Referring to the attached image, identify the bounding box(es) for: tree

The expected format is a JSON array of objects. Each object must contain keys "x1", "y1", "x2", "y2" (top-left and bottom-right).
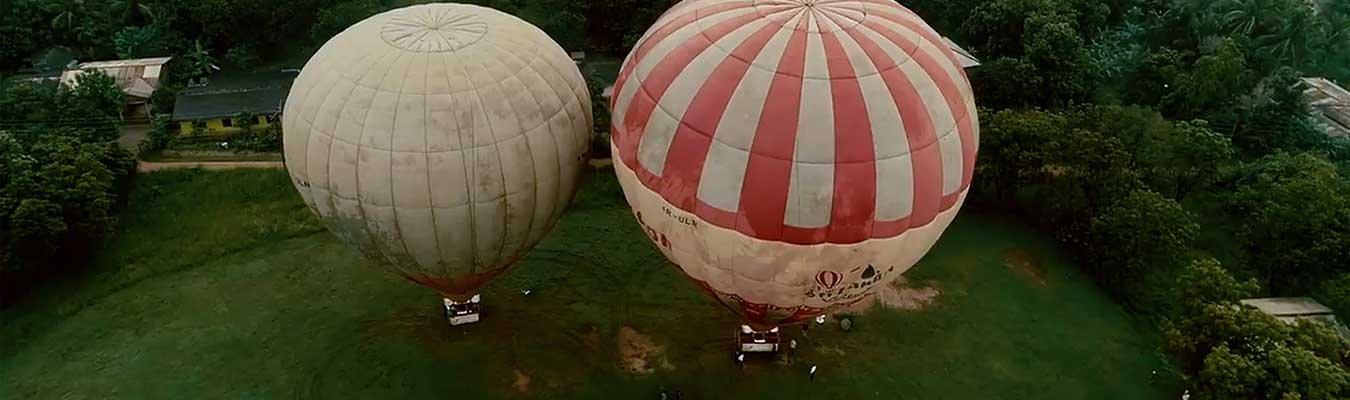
[
  {"x1": 1217, "y1": 0, "x2": 1283, "y2": 37},
  {"x1": 1087, "y1": 189, "x2": 1198, "y2": 308},
  {"x1": 1174, "y1": 258, "x2": 1259, "y2": 315},
  {"x1": 0, "y1": 75, "x2": 136, "y2": 299},
  {"x1": 1122, "y1": 47, "x2": 1188, "y2": 107},
  {"x1": 1137, "y1": 120, "x2": 1236, "y2": 200},
  {"x1": 1034, "y1": 126, "x2": 1143, "y2": 239},
  {"x1": 962, "y1": 0, "x2": 1100, "y2": 108},
  {"x1": 310, "y1": 0, "x2": 386, "y2": 44},
  {"x1": 1198, "y1": 344, "x2": 1269, "y2": 399},
  {"x1": 43, "y1": 0, "x2": 119, "y2": 58},
  {"x1": 114, "y1": 25, "x2": 166, "y2": 59},
  {"x1": 1316, "y1": 274, "x2": 1350, "y2": 322},
  {"x1": 224, "y1": 44, "x2": 259, "y2": 71},
  {"x1": 579, "y1": 0, "x2": 667, "y2": 55},
  {"x1": 1, "y1": 72, "x2": 125, "y2": 143},
  {"x1": 69, "y1": 71, "x2": 127, "y2": 119},
  {"x1": 1068, "y1": 106, "x2": 1233, "y2": 200},
  {"x1": 1161, "y1": 38, "x2": 1251, "y2": 118},
  {"x1": 1221, "y1": 152, "x2": 1350, "y2": 294},
  {"x1": 178, "y1": 40, "x2": 217, "y2": 83},
  {"x1": 970, "y1": 108, "x2": 1072, "y2": 208}
]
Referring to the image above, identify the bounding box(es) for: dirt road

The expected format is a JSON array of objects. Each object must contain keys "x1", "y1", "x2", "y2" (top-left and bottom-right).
[{"x1": 137, "y1": 161, "x2": 285, "y2": 172}]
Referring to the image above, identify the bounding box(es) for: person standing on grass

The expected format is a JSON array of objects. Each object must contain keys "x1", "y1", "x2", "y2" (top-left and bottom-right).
[
  {"x1": 809, "y1": 364, "x2": 818, "y2": 381},
  {"x1": 736, "y1": 353, "x2": 745, "y2": 369}
]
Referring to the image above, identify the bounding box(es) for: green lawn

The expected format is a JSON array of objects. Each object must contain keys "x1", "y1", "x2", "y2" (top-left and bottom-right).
[{"x1": 0, "y1": 169, "x2": 1180, "y2": 399}]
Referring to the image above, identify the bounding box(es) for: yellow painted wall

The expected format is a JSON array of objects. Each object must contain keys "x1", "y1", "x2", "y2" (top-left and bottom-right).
[{"x1": 178, "y1": 115, "x2": 275, "y2": 136}]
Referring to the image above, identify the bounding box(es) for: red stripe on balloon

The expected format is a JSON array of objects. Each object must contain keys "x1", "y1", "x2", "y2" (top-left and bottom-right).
[
  {"x1": 819, "y1": 28, "x2": 877, "y2": 244},
  {"x1": 735, "y1": 14, "x2": 810, "y2": 242},
  {"x1": 870, "y1": 215, "x2": 911, "y2": 238},
  {"x1": 659, "y1": 20, "x2": 784, "y2": 210},
  {"x1": 611, "y1": 1, "x2": 759, "y2": 174},
  {"x1": 839, "y1": 22, "x2": 943, "y2": 232},
  {"x1": 695, "y1": 198, "x2": 738, "y2": 228},
  {"x1": 849, "y1": 0, "x2": 964, "y2": 69},
  {"x1": 612, "y1": 0, "x2": 756, "y2": 101},
  {"x1": 859, "y1": 17, "x2": 976, "y2": 194},
  {"x1": 619, "y1": 10, "x2": 767, "y2": 173}
]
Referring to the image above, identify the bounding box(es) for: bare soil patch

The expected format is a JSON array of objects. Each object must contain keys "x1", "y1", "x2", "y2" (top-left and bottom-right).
[
  {"x1": 617, "y1": 326, "x2": 672, "y2": 374},
  {"x1": 1003, "y1": 248, "x2": 1047, "y2": 285},
  {"x1": 512, "y1": 369, "x2": 531, "y2": 394},
  {"x1": 838, "y1": 277, "x2": 942, "y2": 313}
]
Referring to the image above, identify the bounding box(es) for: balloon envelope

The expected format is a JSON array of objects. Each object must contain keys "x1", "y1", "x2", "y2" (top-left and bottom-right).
[
  {"x1": 610, "y1": 0, "x2": 978, "y2": 326},
  {"x1": 283, "y1": 3, "x2": 592, "y2": 300}
]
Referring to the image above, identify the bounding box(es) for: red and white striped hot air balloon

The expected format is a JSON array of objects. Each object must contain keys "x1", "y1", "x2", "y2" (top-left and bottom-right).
[{"x1": 609, "y1": 0, "x2": 978, "y2": 329}]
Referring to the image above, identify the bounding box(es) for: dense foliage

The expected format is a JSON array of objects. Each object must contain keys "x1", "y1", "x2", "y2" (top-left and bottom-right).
[
  {"x1": 0, "y1": 73, "x2": 136, "y2": 300},
  {"x1": 907, "y1": 0, "x2": 1350, "y2": 397}
]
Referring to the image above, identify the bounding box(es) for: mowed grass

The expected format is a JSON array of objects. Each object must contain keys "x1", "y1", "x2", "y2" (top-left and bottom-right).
[{"x1": 0, "y1": 169, "x2": 1180, "y2": 399}]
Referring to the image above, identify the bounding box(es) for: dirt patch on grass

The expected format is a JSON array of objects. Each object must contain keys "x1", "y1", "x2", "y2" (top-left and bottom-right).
[
  {"x1": 877, "y1": 277, "x2": 941, "y2": 310},
  {"x1": 618, "y1": 326, "x2": 672, "y2": 374},
  {"x1": 512, "y1": 369, "x2": 530, "y2": 394},
  {"x1": 838, "y1": 277, "x2": 942, "y2": 313},
  {"x1": 1003, "y1": 248, "x2": 1047, "y2": 285}
]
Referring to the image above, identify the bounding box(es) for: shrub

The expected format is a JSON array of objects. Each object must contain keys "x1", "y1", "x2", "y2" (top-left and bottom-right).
[
  {"x1": 139, "y1": 114, "x2": 177, "y2": 156},
  {"x1": 1086, "y1": 189, "x2": 1198, "y2": 310}
]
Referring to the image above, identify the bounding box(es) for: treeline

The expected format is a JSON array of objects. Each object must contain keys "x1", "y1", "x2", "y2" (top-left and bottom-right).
[
  {"x1": 904, "y1": 0, "x2": 1350, "y2": 397},
  {"x1": 1, "y1": 0, "x2": 675, "y2": 72},
  {"x1": 0, "y1": 72, "x2": 137, "y2": 301}
]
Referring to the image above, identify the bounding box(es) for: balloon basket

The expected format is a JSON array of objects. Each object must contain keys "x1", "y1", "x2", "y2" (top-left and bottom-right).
[
  {"x1": 737, "y1": 325, "x2": 780, "y2": 353},
  {"x1": 442, "y1": 294, "x2": 482, "y2": 326}
]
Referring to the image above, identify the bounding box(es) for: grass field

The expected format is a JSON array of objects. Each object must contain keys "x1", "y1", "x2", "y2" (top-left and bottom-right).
[{"x1": 0, "y1": 169, "x2": 1181, "y2": 399}]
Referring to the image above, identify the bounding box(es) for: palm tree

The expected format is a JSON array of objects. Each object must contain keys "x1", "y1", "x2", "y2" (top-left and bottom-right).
[
  {"x1": 1215, "y1": 0, "x2": 1280, "y2": 36},
  {"x1": 1254, "y1": 7, "x2": 1316, "y2": 67},
  {"x1": 120, "y1": 0, "x2": 154, "y2": 27}
]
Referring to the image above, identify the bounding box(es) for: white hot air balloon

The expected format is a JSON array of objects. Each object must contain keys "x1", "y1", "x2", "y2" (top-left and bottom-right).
[
  {"x1": 283, "y1": 3, "x2": 592, "y2": 324},
  {"x1": 610, "y1": 0, "x2": 978, "y2": 344}
]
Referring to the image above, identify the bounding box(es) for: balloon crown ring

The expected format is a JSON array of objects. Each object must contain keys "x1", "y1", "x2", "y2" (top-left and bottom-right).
[{"x1": 380, "y1": 7, "x2": 488, "y2": 52}]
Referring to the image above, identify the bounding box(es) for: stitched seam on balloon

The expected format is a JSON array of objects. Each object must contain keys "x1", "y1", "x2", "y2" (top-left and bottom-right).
[
  {"x1": 486, "y1": 36, "x2": 589, "y2": 132},
  {"x1": 384, "y1": 50, "x2": 421, "y2": 273},
  {"x1": 354, "y1": 48, "x2": 410, "y2": 274},
  {"x1": 420, "y1": 51, "x2": 445, "y2": 276},
  {"x1": 476, "y1": 52, "x2": 529, "y2": 267},
  {"x1": 470, "y1": 56, "x2": 513, "y2": 269},
  {"x1": 481, "y1": 41, "x2": 557, "y2": 247}
]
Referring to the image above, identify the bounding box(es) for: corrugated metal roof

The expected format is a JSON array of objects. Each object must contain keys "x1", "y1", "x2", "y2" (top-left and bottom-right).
[
  {"x1": 74, "y1": 57, "x2": 173, "y2": 69},
  {"x1": 172, "y1": 71, "x2": 298, "y2": 121},
  {"x1": 1241, "y1": 297, "x2": 1334, "y2": 317},
  {"x1": 1302, "y1": 77, "x2": 1350, "y2": 138}
]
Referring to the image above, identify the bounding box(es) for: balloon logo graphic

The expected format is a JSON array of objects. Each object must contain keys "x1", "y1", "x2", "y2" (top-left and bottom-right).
[{"x1": 816, "y1": 271, "x2": 843, "y2": 290}]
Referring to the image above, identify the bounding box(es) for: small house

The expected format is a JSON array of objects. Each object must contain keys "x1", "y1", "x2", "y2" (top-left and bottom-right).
[
  {"x1": 171, "y1": 70, "x2": 298, "y2": 135},
  {"x1": 60, "y1": 57, "x2": 172, "y2": 105},
  {"x1": 1241, "y1": 297, "x2": 1350, "y2": 340},
  {"x1": 1300, "y1": 78, "x2": 1350, "y2": 139}
]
